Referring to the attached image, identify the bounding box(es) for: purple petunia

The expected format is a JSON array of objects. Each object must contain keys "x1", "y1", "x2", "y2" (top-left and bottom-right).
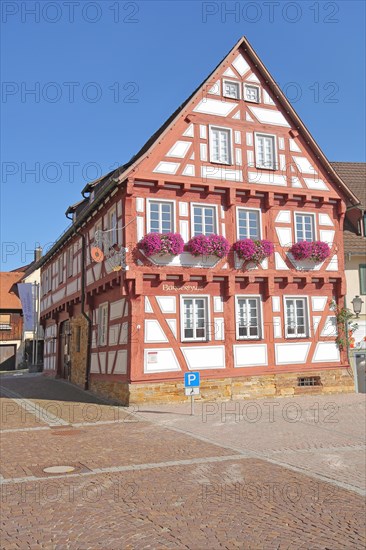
[
  {"x1": 290, "y1": 241, "x2": 330, "y2": 263},
  {"x1": 139, "y1": 233, "x2": 184, "y2": 257},
  {"x1": 187, "y1": 235, "x2": 230, "y2": 258},
  {"x1": 233, "y1": 239, "x2": 274, "y2": 264}
]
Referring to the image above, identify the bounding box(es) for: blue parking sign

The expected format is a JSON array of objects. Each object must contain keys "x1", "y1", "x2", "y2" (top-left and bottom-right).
[{"x1": 184, "y1": 372, "x2": 200, "y2": 387}]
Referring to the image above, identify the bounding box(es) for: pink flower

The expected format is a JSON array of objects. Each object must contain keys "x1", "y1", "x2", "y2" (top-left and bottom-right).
[
  {"x1": 139, "y1": 233, "x2": 184, "y2": 257},
  {"x1": 233, "y1": 239, "x2": 274, "y2": 264},
  {"x1": 187, "y1": 235, "x2": 230, "y2": 258},
  {"x1": 290, "y1": 241, "x2": 330, "y2": 262}
]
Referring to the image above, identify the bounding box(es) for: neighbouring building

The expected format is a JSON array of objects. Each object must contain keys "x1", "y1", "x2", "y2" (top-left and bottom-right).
[
  {"x1": 38, "y1": 37, "x2": 361, "y2": 404},
  {"x1": 0, "y1": 271, "x2": 25, "y2": 370},
  {"x1": 332, "y1": 162, "x2": 366, "y2": 392}
]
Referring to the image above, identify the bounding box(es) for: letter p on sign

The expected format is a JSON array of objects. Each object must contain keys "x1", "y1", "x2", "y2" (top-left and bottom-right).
[{"x1": 184, "y1": 372, "x2": 200, "y2": 388}]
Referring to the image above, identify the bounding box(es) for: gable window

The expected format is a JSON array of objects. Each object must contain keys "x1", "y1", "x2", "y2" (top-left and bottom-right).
[
  {"x1": 223, "y1": 80, "x2": 240, "y2": 99},
  {"x1": 67, "y1": 246, "x2": 73, "y2": 278},
  {"x1": 209, "y1": 126, "x2": 232, "y2": 164},
  {"x1": 255, "y1": 133, "x2": 277, "y2": 170},
  {"x1": 359, "y1": 264, "x2": 366, "y2": 295},
  {"x1": 182, "y1": 297, "x2": 208, "y2": 341},
  {"x1": 192, "y1": 204, "x2": 217, "y2": 236},
  {"x1": 244, "y1": 84, "x2": 260, "y2": 103},
  {"x1": 148, "y1": 200, "x2": 174, "y2": 233},
  {"x1": 0, "y1": 314, "x2": 11, "y2": 330},
  {"x1": 109, "y1": 209, "x2": 117, "y2": 245},
  {"x1": 295, "y1": 213, "x2": 315, "y2": 242},
  {"x1": 58, "y1": 256, "x2": 63, "y2": 284},
  {"x1": 237, "y1": 208, "x2": 260, "y2": 240},
  {"x1": 97, "y1": 303, "x2": 108, "y2": 346},
  {"x1": 285, "y1": 297, "x2": 309, "y2": 338},
  {"x1": 236, "y1": 297, "x2": 262, "y2": 339}
]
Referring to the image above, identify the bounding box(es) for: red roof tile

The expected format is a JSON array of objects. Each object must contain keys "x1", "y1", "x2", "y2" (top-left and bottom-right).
[{"x1": 0, "y1": 272, "x2": 25, "y2": 311}]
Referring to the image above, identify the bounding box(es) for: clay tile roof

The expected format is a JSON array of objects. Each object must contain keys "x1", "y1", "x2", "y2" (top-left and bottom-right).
[
  {"x1": 343, "y1": 230, "x2": 366, "y2": 255},
  {"x1": 331, "y1": 162, "x2": 366, "y2": 208},
  {"x1": 0, "y1": 271, "x2": 24, "y2": 311}
]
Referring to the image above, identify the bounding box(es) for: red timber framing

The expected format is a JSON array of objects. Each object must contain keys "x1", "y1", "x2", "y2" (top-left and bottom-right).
[{"x1": 39, "y1": 36, "x2": 358, "y2": 401}]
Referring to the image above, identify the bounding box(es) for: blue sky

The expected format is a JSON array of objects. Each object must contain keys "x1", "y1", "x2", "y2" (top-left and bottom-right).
[{"x1": 1, "y1": 0, "x2": 365, "y2": 270}]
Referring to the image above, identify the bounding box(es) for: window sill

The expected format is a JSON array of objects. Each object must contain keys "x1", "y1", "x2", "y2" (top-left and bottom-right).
[
  {"x1": 209, "y1": 160, "x2": 233, "y2": 167},
  {"x1": 255, "y1": 165, "x2": 278, "y2": 171}
]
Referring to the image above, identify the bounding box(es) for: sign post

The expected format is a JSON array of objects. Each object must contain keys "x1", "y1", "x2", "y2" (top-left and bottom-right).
[{"x1": 184, "y1": 372, "x2": 200, "y2": 416}]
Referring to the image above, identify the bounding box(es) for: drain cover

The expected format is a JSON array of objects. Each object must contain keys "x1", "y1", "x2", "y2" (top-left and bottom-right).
[{"x1": 43, "y1": 466, "x2": 76, "y2": 474}]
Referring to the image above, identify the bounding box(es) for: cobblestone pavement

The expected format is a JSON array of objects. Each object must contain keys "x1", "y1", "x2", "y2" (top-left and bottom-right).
[{"x1": 1, "y1": 373, "x2": 365, "y2": 549}]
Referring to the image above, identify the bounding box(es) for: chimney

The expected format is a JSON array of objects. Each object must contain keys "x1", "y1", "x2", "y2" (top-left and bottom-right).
[{"x1": 34, "y1": 246, "x2": 42, "y2": 262}]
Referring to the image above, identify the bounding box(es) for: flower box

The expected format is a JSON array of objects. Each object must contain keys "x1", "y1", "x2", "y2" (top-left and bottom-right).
[
  {"x1": 289, "y1": 241, "x2": 330, "y2": 263},
  {"x1": 233, "y1": 239, "x2": 274, "y2": 265},
  {"x1": 139, "y1": 233, "x2": 184, "y2": 257},
  {"x1": 186, "y1": 235, "x2": 230, "y2": 258}
]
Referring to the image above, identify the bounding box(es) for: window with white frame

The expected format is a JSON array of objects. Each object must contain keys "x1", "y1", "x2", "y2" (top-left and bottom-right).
[
  {"x1": 236, "y1": 297, "x2": 262, "y2": 339},
  {"x1": 244, "y1": 84, "x2": 260, "y2": 103},
  {"x1": 192, "y1": 204, "x2": 217, "y2": 236},
  {"x1": 182, "y1": 297, "x2": 208, "y2": 341},
  {"x1": 58, "y1": 256, "x2": 63, "y2": 284},
  {"x1": 209, "y1": 126, "x2": 232, "y2": 164},
  {"x1": 97, "y1": 303, "x2": 108, "y2": 346},
  {"x1": 285, "y1": 297, "x2": 309, "y2": 338},
  {"x1": 237, "y1": 208, "x2": 260, "y2": 240},
  {"x1": 109, "y1": 209, "x2": 117, "y2": 245},
  {"x1": 148, "y1": 200, "x2": 174, "y2": 233},
  {"x1": 255, "y1": 133, "x2": 276, "y2": 170},
  {"x1": 223, "y1": 80, "x2": 240, "y2": 99},
  {"x1": 67, "y1": 246, "x2": 73, "y2": 278},
  {"x1": 295, "y1": 213, "x2": 315, "y2": 242}
]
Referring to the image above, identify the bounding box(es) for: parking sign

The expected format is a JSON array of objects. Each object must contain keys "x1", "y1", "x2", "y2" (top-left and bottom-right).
[{"x1": 184, "y1": 372, "x2": 200, "y2": 387}]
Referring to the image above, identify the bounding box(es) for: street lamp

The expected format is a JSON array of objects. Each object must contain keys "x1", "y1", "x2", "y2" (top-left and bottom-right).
[{"x1": 351, "y1": 295, "x2": 364, "y2": 318}]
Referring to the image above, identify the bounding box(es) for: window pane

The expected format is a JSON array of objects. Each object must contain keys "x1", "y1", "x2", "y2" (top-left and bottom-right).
[{"x1": 360, "y1": 265, "x2": 366, "y2": 295}]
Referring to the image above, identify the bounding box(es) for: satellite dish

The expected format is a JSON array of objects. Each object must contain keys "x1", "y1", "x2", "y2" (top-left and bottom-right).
[{"x1": 91, "y1": 247, "x2": 104, "y2": 263}]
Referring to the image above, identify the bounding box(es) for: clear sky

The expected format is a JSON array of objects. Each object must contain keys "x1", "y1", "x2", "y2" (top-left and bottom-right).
[{"x1": 1, "y1": 0, "x2": 365, "y2": 270}]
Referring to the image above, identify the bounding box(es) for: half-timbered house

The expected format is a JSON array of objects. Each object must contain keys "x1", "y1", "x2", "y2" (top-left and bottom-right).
[{"x1": 39, "y1": 37, "x2": 360, "y2": 404}]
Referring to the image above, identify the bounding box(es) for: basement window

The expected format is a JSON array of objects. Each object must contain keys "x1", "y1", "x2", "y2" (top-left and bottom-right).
[{"x1": 297, "y1": 376, "x2": 321, "y2": 387}]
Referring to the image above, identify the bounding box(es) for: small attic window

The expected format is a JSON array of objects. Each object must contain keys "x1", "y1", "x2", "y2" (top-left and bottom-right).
[
  {"x1": 90, "y1": 190, "x2": 95, "y2": 202},
  {"x1": 244, "y1": 84, "x2": 260, "y2": 103},
  {"x1": 223, "y1": 80, "x2": 240, "y2": 100}
]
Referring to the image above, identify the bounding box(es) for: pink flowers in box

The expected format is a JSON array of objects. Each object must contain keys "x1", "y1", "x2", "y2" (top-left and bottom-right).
[
  {"x1": 139, "y1": 233, "x2": 184, "y2": 257},
  {"x1": 289, "y1": 241, "x2": 330, "y2": 263},
  {"x1": 187, "y1": 235, "x2": 230, "y2": 258},
  {"x1": 233, "y1": 239, "x2": 274, "y2": 264}
]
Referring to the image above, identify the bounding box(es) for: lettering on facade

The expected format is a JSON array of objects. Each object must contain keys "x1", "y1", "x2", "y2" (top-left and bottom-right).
[{"x1": 162, "y1": 284, "x2": 205, "y2": 292}]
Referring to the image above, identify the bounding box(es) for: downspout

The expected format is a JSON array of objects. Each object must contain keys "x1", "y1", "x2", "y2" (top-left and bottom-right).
[{"x1": 81, "y1": 234, "x2": 92, "y2": 390}]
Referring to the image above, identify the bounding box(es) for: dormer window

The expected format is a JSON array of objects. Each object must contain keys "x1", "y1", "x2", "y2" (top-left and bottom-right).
[
  {"x1": 223, "y1": 80, "x2": 240, "y2": 100},
  {"x1": 244, "y1": 84, "x2": 260, "y2": 103}
]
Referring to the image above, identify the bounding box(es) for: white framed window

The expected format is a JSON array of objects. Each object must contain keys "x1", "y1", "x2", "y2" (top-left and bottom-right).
[
  {"x1": 236, "y1": 208, "x2": 261, "y2": 240},
  {"x1": 57, "y1": 256, "x2": 63, "y2": 284},
  {"x1": 223, "y1": 79, "x2": 240, "y2": 99},
  {"x1": 94, "y1": 220, "x2": 102, "y2": 242},
  {"x1": 295, "y1": 213, "x2": 316, "y2": 242},
  {"x1": 109, "y1": 208, "x2": 118, "y2": 245},
  {"x1": 284, "y1": 297, "x2": 309, "y2": 338},
  {"x1": 244, "y1": 84, "x2": 260, "y2": 103},
  {"x1": 255, "y1": 133, "x2": 277, "y2": 170},
  {"x1": 147, "y1": 199, "x2": 174, "y2": 234},
  {"x1": 97, "y1": 303, "x2": 108, "y2": 346},
  {"x1": 67, "y1": 246, "x2": 73, "y2": 278},
  {"x1": 235, "y1": 296, "x2": 262, "y2": 340},
  {"x1": 191, "y1": 203, "x2": 218, "y2": 236},
  {"x1": 181, "y1": 297, "x2": 209, "y2": 342},
  {"x1": 209, "y1": 126, "x2": 232, "y2": 164}
]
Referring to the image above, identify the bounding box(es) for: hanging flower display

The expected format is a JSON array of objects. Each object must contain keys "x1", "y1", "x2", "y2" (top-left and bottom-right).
[
  {"x1": 139, "y1": 233, "x2": 184, "y2": 257},
  {"x1": 187, "y1": 235, "x2": 230, "y2": 258},
  {"x1": 233, "y1": 239, "x2": 274, "y2": 265},
  {"x1": 289, "y1": 241, "x2": 330, "y2": 263}
]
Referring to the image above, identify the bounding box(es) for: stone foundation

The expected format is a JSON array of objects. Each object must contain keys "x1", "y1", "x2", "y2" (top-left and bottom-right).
[
  {"x1": 89, "y1": 368, "x2": 355, "y2": 406},
  {"x1": 69, "y1": 315, "x2": 89, "y2": 388}
]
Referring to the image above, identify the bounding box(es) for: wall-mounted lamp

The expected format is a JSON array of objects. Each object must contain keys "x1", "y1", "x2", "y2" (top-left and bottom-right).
[{"x1": 351, "y1": 295, "x2": 364, "y2": 318}]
